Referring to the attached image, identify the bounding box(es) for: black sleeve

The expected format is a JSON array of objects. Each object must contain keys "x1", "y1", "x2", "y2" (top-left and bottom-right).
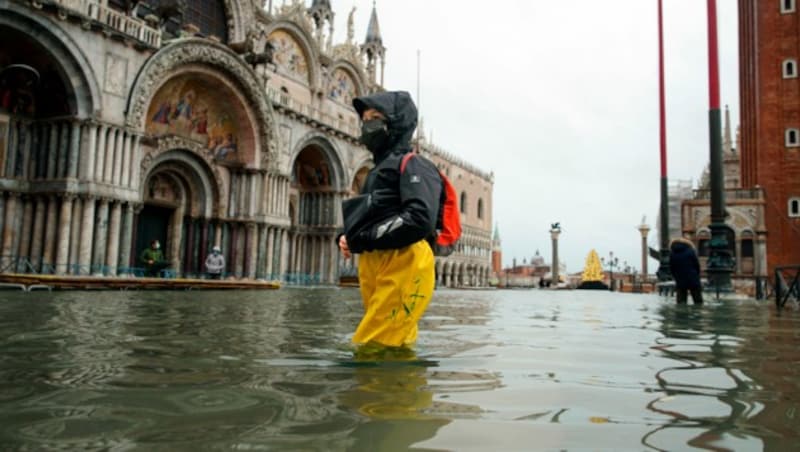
[{"x1": 369, "y1": 156, "x2": 442, "y2": 250}]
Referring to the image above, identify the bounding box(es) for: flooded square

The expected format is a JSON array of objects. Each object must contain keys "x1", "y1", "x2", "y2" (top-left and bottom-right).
[{"x1": 1, "y1": 289, "x2": 798, "y2": 450}]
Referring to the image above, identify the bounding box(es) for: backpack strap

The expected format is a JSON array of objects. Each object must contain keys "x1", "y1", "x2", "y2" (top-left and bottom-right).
[{"x1": 399, "y1": 152, "x2": 415, "y2": 174}]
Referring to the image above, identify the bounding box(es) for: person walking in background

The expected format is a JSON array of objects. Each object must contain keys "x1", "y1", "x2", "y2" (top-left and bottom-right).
[
  {"x1": 205, "y1": 246, "x2": 225, "y2": 279},
  {"x1": 140, "y1": 239, "x2": 169, "y2": 277},
  {"x1": 338, "y1": 91, "x2": 443, "y2": 350},
  {"x1": 669, "y1": 237, "x2": 704, "y2": 304}
]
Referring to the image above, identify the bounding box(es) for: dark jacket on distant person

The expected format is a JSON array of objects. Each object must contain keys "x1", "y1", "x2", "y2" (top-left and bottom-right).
[
  {"x1": 669, "y1": 238, "x2": 702, "y2": 289},
  {"x1": 343, "y1": 91, "x2": 442, "y2": 254}
]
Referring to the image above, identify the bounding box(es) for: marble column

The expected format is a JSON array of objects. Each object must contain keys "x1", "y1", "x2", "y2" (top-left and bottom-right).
[
  {"x1": 67, "y1": 121, "x2": 80, "y2": 178},
  {"x1": 69, "y1": 198, "x2": 82, "y2": 274},
  {"x1": 92, "y1": 199, "x2": 109, "y2": 275},
  {"x1": 229, "y1": 224, "x2": 238, "y2": 277},
  {"x1": 246, "y1": 223, "x2": 257, "y2": 279},
  {"x1": 257, "y1": 224, "x2": 267, "y2": 279},
  {"x1": 114, "y1": 132, "x2": 126, "y2": 186},
  {"x1": 118, "y1": 203, "x2": 134, "y2": 274},
  {"x1": 41, "y1": 197, "x2": 59, "y2": 273},
  {"x1": 79, "y1": 122, "x2": 97, "y2": 181},
  {"x1": 105, "y1": 202, "x2": 122, "y2": 276},
  {"x1": 47, "y1": 124, "x2": 58, "y2": 179},
  {"x1": 121, "y1": 133, "x2": 132, "y2": 187},
  {"x1": 28, "y1": 198, "x2": 46, "y2": 272},
  {"x1": 276, "y1": 229, "x2": 289, "y2": 278},
  {"x1": 266, "y1": 226, "x2": 275, "y2": 279},
  {"x1": 214, "y1": 221, "x2": 222, "y2": 248},
  {"x1": 130, "y1": 135, "x2": 141, "y2": 189},
  {"x1": 329, "y1": 237, "x2": 338, "y2": 283},
  {"x1": 183, "y1": 218, "x2": 195, "y2": 275},
  {"x1": 55, "y1": 196, "x2": 74, "y2": 275},
  {"x1": 57, "y1": 122, "x2": 70, "y2": 178},
  {"x1": 17, "y1": 198, "x2": 34, "y2": 272},
  {"x1": 199, "y1": 220, "x2": 209, "y2": 272},
  {"x1": 0, "y1": 194, "x2": 18, "y2": 271},
  {"x1": 104, "y1": 129, "x2": 117, "y2": 183},
  {"x1": 78, "y1": 197, "x2": 95, "y2": 275},
  {"x1": 94, "y1": 125, "x2": 107, "y2": 182}
]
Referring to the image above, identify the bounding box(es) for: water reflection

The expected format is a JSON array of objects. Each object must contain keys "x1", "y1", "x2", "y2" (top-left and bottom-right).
[
  {"x1": 337, "y1": 348, "x2": 450, "y2": 450},
  {"x1": 1, "y1": 289, "x2": 799, "y2": 450},
  {"x1": 643, "y1": 302, "x2": 788, "y2": 451}
]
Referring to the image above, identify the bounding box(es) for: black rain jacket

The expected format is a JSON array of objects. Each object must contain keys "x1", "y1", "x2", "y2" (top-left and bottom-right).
[
  {"x1": 669, "y1": 238, "x2": 702, "y2": 289},
  {"x1": 343, "y1": 91, "x2": 442, "y2": 254}
]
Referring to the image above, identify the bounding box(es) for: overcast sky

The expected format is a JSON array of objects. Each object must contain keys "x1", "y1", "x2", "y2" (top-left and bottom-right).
[{"x1": 327, "y1": 0, "x2": 740, "y2": 274}]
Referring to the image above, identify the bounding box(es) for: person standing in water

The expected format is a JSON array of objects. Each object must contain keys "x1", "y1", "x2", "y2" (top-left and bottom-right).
[{"x1": 338, "y1": 91, "x2": 442, "y2": 349}]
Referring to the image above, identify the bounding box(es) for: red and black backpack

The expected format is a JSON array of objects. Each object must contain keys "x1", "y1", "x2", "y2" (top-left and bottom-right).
[{"x1": 400, "y1": 153, "x2": 462, "y2": 256}]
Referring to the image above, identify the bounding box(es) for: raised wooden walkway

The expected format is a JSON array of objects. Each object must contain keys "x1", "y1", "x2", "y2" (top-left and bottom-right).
[{"x1": 0, "y1": 273, "x2": 280, "y2": 291}]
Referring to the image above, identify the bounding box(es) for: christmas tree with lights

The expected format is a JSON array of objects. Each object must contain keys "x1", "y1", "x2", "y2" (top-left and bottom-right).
[{"x1": 578, "y1": 249, "x2": 609, "y2": 290}]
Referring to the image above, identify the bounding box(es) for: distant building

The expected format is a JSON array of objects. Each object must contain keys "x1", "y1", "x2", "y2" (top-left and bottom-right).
[{"x1": 680, "y1": 107, "x2": 767, "y2": 294}]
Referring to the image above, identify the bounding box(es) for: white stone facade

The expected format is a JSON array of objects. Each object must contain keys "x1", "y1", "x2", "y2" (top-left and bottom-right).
[{"x1": 0, "y1": 0, "x2": 493, "y2": 286}]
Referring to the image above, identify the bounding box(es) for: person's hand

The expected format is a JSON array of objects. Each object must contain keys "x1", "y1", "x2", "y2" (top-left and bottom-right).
[{"x1": 338, "y1": 235, "x2": 351, "y2": 259}]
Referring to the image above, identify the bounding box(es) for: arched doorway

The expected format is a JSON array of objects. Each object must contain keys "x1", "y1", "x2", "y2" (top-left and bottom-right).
[
  {"x1": 287, "y1": 140, "x2": 344, "y2": 284},
  {"x1": 0, "y1": 7, "x2": 100, "y2": 275},
  {"x1": 136, "y1": 151, "x2": 218, "y2": 277}
]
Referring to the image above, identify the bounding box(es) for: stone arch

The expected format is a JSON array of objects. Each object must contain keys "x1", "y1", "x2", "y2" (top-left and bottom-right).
[
  {"x1": 222, "y1": 0, "x2": 251, "y2": 44},
  {"x1": 350, "y1": 165, "x2": 370, "y2": 195},
  {"x1": 264, "y1": 22, "x2": 320, "y2": 88},
  {"x1": 126, "y1": 39, "x2": 277, "y2": 167},
  {"x1": 140, "y1": 149, "x2": 220, "y2": 219},
  {"x1": 442, "y1": 260, "x2": 453, "y2": 287},
  {"x1": 0, "y1": 3, "x2": 101, "y2": 118},
  {"x1": 289, "y1": 132, "x2": 346, "y2": 191},
  {"x1": 326, "y1": 61, "x2": 367, "y2": 106}
]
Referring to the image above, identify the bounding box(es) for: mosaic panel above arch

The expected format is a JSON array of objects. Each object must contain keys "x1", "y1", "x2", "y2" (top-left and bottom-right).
[
  {"x1": 267, "y1": 30, "x2": 309, "y2": 82},
  {"x1": 146, "y1": 74, "x2": 254, "y2": 167},
  {"x1": 328, "y1": 68, "x2": 357, "y2": 105}
]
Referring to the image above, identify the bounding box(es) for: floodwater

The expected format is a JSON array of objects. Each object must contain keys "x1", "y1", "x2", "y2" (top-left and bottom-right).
[{"x1": 0, "y1": 288, "x2": 798, "y2": 451}]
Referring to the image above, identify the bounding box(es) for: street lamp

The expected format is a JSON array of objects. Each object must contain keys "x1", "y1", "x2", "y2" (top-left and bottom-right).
[{"x1": 601, "y1": 252, "x2": 619, "y2": 291}]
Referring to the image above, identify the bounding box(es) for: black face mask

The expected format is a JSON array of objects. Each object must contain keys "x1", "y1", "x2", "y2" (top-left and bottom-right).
[{"x1": 360, "y1": 119, "x2": 390, "y2": 153}]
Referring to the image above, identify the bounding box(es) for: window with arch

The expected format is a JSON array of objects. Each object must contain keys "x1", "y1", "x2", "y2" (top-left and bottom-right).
[
  {"x1": 185, "y1": 0, "x2": 229, "y2": 42},
  {"x1": 786, "y1": 128, "x2": 800, "y2": 147},
  {"x1": 782, "y1": 0, "x2": 797, "y2": 14},
  {"x1": 460, "y1": 192, "x2": 467, "y2": 214},
  {"x1": 477, "y1": 198, "x2": 484, "y2": 219},
  {"x1": 784, "y1": 59, "x2": 798, "y2": 78},
  {"x1": 790, "y1": 197, "x2": 800, "y2": 218}
]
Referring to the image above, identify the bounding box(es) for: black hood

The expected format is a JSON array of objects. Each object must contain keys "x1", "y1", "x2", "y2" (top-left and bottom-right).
[{"x1": 353, "y1": 91, "x2": 417, "y2": 162}]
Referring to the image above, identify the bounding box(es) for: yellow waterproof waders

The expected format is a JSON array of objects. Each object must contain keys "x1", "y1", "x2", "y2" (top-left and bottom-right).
[{"x1": 353, "y1": 239, "x2": 435, "y2": 347}]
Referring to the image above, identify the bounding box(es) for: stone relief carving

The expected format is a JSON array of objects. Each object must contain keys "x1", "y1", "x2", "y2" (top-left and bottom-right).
[
  {"x1": 104, "y1": 53, "x2": 128, "y2": 97},
  {"x1": 126, "y1": 39, "x2": 277, "y2": 169},
  {"x1": 274, "y1": 0, "x2": 315, "y2": 38}
]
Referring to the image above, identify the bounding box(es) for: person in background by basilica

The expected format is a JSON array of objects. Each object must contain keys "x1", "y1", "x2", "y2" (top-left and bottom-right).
[
  {"x1": 669, "y1": 237, "x2": 704, "y2": 304},
  {"x1": 140, "y1": 239, "x2": 168, "y2": 277},
  {"x1": 205, "y1": 246, "x2": 225, "y2": 279},
  {"x1": 337, "y1": 91, "x2": 442, "y2": 353}
]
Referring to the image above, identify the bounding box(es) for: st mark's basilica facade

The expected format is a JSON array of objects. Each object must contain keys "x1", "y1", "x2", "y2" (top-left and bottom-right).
[{"x1": 0, "y1": 0, "x2": 495, "y2": 287}]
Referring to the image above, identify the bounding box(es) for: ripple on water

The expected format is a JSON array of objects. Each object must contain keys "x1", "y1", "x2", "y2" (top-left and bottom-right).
[{"x1": 1, "y1": 289, "x2": 799, "y2": 450}]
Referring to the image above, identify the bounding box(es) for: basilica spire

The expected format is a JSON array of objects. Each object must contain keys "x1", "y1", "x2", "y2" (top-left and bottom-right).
[
  {"x1": 361, "y1": 1, "x2": 386, "y2": 87},
  {"x1": 308, "y1": 0, "x2": 334, "y2": 52},
  {"x1": 365, "y1": 2, "x2": 382, "y2": 46},
  {"x1": 723, "y1": 104, "x2": 733, "y2": 154}
]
